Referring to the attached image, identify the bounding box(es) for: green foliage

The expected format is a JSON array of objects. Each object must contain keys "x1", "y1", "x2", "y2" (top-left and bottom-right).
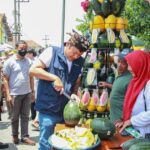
[
  {"x1": 76, "y1": 1, "x2": 94, "y2": 35},
  {"x1": 123, "y1": 0, "x2": 150, "y2": 47},
  {"x1": 75, "y1": 14, "x2": 91, "y2": 35}
]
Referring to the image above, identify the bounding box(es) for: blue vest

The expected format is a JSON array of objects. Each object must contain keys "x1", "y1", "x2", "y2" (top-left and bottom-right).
[{"x1": 35, "y1": 46, "x2": 84, "y2": 116}]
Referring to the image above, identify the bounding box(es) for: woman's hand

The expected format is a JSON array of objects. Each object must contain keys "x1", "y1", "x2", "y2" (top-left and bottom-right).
[
  {"x1": 98, "y1": 81, "x2": 107, "y2": 87},
  {"x1": 119, "y1": 119, "x2": 131, "y2": 133},
  {"x1": 115, "y1": 120, "x2": 124, "y2": 129},
  {"x1": 98, "y1": 81, "x2": 112, "y2": 89}
]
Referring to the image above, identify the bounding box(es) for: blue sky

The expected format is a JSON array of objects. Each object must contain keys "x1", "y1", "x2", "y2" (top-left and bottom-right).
[{"x1": 0, "y1": 0, "x2": 84, "y2": 47}]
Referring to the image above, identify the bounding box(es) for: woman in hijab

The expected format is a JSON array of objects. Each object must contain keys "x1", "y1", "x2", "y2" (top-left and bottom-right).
[{"x1": 116, "y1": 50, "x2": 150, "y2": 138}]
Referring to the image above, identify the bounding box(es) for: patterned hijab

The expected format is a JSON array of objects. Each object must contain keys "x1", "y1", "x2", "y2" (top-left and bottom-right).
[
  {"x1": 123, "y1": 50, "x2": 150, "y2": 120},
  {"x1": 67, "y1": 30, "x2": 90, "y2": 52}
]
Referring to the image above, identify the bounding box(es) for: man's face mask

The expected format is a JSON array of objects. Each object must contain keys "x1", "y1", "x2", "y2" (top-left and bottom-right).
[{"x1": 18, "y1": 49, "x2": 27, "y2": 57}]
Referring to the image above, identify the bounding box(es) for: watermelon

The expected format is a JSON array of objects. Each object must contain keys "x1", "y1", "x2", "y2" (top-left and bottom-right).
[
  {"x1": 63, "y1": 100, "x2": 81, "y2": 127},
  {"x1": 86, "y1": 68, "x2": 96, "y2": 85},
  {"x1": 129, "y1": 142, "x2": 150, "y2": 150},
  {"x1": 91, "y1": 0, "x2": 103, "y2": 16},
  {"x1": 81, "y1": 88, "x2": 90, "y2": 106},
  {"x1": 97, "y1": 33, "x2": 114, "y2": 48},
  {"x1": 111, "y1": 0, "x2": 121, "y2": 16},
  {"x1": 122, "y1": 138, "x2": 150, "y2": 150},
  {"x1": 101, "y1": 0, "x2": 111, "y2": 17},
  {"x1": 91, "y1": 118, "x2": 116, "y2": 139}
]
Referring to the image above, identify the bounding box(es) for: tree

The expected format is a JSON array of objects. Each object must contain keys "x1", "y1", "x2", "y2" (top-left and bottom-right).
[{"x1": 122, "y1": 0, "x2": 150, "y2": 47}]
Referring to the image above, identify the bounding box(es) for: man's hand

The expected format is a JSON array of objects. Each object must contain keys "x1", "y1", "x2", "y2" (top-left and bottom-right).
[
  {"x1": 31, "y1": 91, "x2": 35, "y2": 102},
  {"x1": 53, "y1": 77, "x2": 64, "y2": 92},
  {"x1": 6, "y1": 95, "x2": 13, "y2": 107}
]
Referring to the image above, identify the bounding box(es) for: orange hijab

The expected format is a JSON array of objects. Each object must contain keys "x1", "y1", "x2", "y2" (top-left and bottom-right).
[{"x1": 123, "y1": 50, "x2": 150, "y2": 121}]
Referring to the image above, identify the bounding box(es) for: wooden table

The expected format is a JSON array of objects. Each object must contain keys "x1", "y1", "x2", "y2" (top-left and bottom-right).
[
  {"x1": 54, "y1": 124, "x2": 133, "y2": 150},
  {"x1": 95, "y1": 133, "x2": 132, "y2": 150}
]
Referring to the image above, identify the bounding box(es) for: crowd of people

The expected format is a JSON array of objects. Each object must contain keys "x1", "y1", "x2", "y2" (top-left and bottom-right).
[
  {"x1": 0, "y1": 41, "x2": 43, "y2": 149},
  {"x1": 0, "y1": 31, "x2": 150, "y2": 150},
  {"x1": 0, "y1": 30, "x2": 90, "y2": 150}
]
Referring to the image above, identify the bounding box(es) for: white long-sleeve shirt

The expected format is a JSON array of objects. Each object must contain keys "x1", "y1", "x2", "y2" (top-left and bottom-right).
[{"x1": 131, "y1": 80, "x2": 150, "y2": 137}]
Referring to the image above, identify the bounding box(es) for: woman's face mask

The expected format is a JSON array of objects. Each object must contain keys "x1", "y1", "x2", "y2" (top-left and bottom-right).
[{"x1": 18, "y1": 49, "x2": 27, "y2": 57}]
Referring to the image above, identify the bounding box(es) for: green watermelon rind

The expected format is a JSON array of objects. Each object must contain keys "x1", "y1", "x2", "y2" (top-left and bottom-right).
[
  {"x1": 91, "y1": 118, "x2": 116, "y2": 139},
  {"x1": 63, "y1": 101, "x2": 81, "y2": 127},
  {"x1": 128, "y1": 141, "x2": 150, "y2": 150},
  {"x1": 121, "y1": 138, "x2": 150, "y2": 150}
]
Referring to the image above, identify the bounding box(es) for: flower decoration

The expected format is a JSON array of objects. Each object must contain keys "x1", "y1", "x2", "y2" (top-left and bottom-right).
[
  {"x1": 81, "y1": 0, "x2": 93, "y2": 20},
  {"x1": 81, "y1": 0, "x2": 90, "y2": 12}
]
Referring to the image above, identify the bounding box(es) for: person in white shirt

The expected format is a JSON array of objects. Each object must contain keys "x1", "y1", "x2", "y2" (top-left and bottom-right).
[
  {"x1": 29, "y1": 30, "x2": 90, "y2": 150},
  {"x1": 116, "y1": 50, "x2": 150, "y2": 138}
]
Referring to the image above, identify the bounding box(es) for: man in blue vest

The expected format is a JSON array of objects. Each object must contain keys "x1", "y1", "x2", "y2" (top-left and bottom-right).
[{"x1": 29, "y1": 30, "x2": 90, "y2": 150}]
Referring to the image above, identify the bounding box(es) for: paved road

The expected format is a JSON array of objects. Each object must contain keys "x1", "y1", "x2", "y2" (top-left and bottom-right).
[{"x1": 0, "y1": 102, "x2": 39, "y2": 150}]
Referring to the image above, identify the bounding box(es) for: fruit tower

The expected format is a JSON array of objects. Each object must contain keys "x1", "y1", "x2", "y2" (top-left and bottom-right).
[{"x1": 78, "y1": 0, "x2": 132, "y2": 119}]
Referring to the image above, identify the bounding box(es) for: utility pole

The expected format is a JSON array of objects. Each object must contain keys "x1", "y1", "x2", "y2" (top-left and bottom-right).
[
  {"x1": 14, "y1": 0, "x2": 17, "y2": 44},
  {"x1": 13, "y1": 0, "x2": 30, "y2": 44},
  {"x1": 0, "y1": 18, "x2": 3, "y2": 44},
  {"x1": 17, "y1": 0, "x2": 21, "y2": 41},
  {"x1": 61, "y1": 0, "x2": 65, "y2": 46},
  {"x1": 42, "y1": 35, "x2": 49, "y2": 48}
]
